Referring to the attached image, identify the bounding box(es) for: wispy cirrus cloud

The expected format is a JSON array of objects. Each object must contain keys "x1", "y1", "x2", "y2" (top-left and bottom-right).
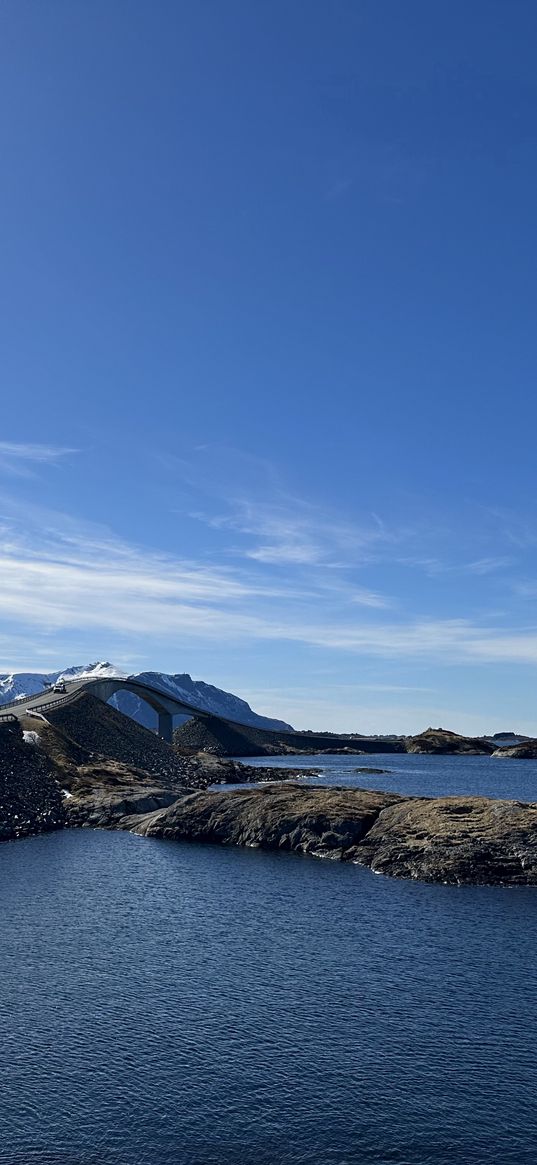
[
  {"x1": 0, "y1": 508, "x2": 297, "y2": 629},
  {"x1": 193, "y1": 496, "x2": 404, "y2": 570},
  {"x1": 348, "y1": 587, "x2": 392, "y2": 609},
  {"x1": 463, "y1": 557, "x2": 513, "y2": 575},
  {"x1": 0, "y1": 442, "x2": 79, "y2": 477},
  {"x1": 1, "y1": 503, "x2": 537, "y2": 668},
  {"x1": 400, "y1": 554, "x2": 514, "y2": 578}
]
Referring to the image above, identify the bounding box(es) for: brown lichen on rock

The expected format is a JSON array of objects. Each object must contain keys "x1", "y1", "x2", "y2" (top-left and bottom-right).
[{"x1": 126, "y1": 784, "x2": 537, "y2": 885}]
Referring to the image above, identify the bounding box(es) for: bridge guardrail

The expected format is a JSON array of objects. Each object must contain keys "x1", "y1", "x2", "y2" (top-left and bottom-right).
[
  {"x1": 0, "y1": 713, "x2": 18, "y2": 724},
  {"x1": 31, "y1": 692, "x2": 83, "y2": 714},
  {"x1": 0, "y1": 696, "x2": 38, "y2": 710},
  {"x1": 0, "y1": 677, "x2": 88, "y2": 713},
  {"x1": 0, "y1": 685, "x2": 59, "y2": 711}
]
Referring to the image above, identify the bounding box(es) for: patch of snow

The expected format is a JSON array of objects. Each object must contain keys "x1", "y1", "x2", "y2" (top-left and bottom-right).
[
  {"x1": 0, "y1": 672, "x2": 50, "y2": 703},
  {"x1": 56, "y1": 661, "x2": 127, "y2": 683},
  {"x1": 23, "y1": 731, "x2": 40, "y2": 746},
  {"x1": 0, "y1": 661, "x2": 127, "y2": 706}
]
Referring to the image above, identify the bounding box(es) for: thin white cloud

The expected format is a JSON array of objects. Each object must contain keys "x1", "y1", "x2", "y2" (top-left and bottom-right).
[
  {"x1": 350, "y1": 588, "x2": 392, "y2": 609},
  {"x1": 401, "y1": 554, "x2": 513, "y2": 578},
  {"x1": 464, "y1": 557, "x2": 513, "y2": 575},
  {"x1": 0, "y1": 442, "x2": 78, "y2": 462},
  {"x1": 194, "y1": 496, "x2": 405, "y2": 569},
  {"x1": 0, "y1": 442, "x2": 78, "y2": 477},
  {"x1": 0, "y1": 509, "x2": 537, "y2": 667}
]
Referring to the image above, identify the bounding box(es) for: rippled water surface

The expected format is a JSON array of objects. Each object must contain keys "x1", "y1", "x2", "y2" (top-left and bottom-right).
[
  {"x1": 2, "y1": 756, "x2": 537, "y2": 1165},
  {"x1": 242, "y1": 750, "x2": 537, "y2": 802}
]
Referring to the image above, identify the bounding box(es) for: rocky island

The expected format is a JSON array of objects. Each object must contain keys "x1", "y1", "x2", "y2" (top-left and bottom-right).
[
  {"x1": 405, "y1": 727, "x2": 495, "y2": 755},
  {"x1": 124, "y1": 783, "x2": 537, "y2": 886}
]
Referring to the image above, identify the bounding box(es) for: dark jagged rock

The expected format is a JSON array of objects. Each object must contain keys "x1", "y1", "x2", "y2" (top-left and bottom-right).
[
  {"x1": 0, "y1": 719, "x2": 65, "y2": 839},
  {"x1": 187, "y1": 752, "x2": 321, "y2": 785},
  {"x1": 64, "y1": 751, "x2": 321, "y2": 830},
  {"x1": 314, "y1": 747, "x2": 367, "y2": 755},
  {"x1": 173, "y1": 718, "x2": 281, "y2": 757},
  {"x1": 126, "y1": 784, "x2": 403, "y2": 857},
  {"x1": 405, "y1": 727, "x2": 495, "y2": 755},
  {"x1": 66, "y1": 782, "x2": 180, "y2": 829}
]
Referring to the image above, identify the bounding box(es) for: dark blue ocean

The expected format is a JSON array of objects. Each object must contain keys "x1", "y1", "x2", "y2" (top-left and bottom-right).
[
  {"x1": 240, "y1": 749, "x2": 537, "y2": 802},
  {"x1": 2, "y1": 754, "x2": 537, "y2": 1165}
]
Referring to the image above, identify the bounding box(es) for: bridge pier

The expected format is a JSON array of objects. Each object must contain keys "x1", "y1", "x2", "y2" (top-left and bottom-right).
[{"x1": 158, "y1": 711, "x2": 173, "y2": 743}]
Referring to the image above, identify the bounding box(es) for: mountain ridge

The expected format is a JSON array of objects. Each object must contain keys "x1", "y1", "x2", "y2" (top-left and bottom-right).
[{"x1": 0, "y1": 662, "x2": 294, "y2": 732}]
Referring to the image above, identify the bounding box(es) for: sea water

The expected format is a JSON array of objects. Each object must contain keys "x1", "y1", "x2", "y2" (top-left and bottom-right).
[{"x1": 1, "y1": 755, "x2": 537, "y2": 1165}]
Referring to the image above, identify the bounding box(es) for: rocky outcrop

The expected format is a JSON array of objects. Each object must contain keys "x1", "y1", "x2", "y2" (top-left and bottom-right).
[
  {"x1": 66, "y1": 781, "x2": 180, "y2": 829},
  {"x1": 351, "y1": 795, "x2": 537, "y2": 883},
  {"x1": 64, "y1": 751, "x2": 320, "y2": 829},
  {"x1": 490, "y1": 732, "x2": 530, "y2": 743},
  {"x1": 405, "y1": 727, "x2": 495, "y2": 755},
  {"x1": 354, "y1": 767, "x2": 392, "y2": 775},
  {"x1": 0, "y1": 719, "x2": 65, "y2": 839},
  {"x1": 0, "y1": 698, "x2": 324, "y2": 839},
  {"x1": 185, "y1": 752, "x2": 321, "y2": 786},
  {"x1": 126, "y1": 784, "x2": 403, "y2": 856},
  {"x1": 492, "y1": 739, "x2": 537, "y2": 759},
  {"x1": 124, "y1": 783, "x2": 537, "y2": 885}
]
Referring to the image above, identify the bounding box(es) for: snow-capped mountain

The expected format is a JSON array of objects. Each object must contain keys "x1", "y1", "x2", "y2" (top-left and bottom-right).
[
  {"x1": 0, "y1": 662, "x2": 123, "y2": 705},
  {"x1": 109, "y1": 671, "x2": 292, "y2": 731},
  {"x1": 0, "y1": 662, "x2": 293, "y2": 731}
]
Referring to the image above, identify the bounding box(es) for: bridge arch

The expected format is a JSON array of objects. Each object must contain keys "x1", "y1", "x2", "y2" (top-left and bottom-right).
[{"x1": 77, "y1": 678, "x2": 191, "y2": 742}]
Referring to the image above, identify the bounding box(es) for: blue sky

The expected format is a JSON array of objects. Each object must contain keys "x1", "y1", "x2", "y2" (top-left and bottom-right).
[{"x1": 1, "y1": 0, "x2": 537, "y2": 733}]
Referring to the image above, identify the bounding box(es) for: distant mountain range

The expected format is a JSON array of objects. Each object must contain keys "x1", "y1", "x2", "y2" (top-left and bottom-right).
[{"x1": 0, "y1": 662, "x2": 293, "y2": 732}]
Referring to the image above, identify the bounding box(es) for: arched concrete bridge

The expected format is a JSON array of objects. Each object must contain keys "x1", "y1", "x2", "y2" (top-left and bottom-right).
[
  {"x1": 0, "y1": 676, "x2": 407, "y2": 754},
  {"x1": 0, "y1": 675, "x2": 240, "y2": 743}
]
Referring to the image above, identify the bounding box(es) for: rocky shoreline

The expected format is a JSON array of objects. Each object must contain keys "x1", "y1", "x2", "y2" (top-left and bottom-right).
[
  {"x1": 120, "y1": 784, "x2": 537, "y2": 886},
  {"x1": 4, "y1": 704, "x2": 537, "y2": 885},
  {"x1": 48, "y1": 764, "x2": 537, "y2": 887}
]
